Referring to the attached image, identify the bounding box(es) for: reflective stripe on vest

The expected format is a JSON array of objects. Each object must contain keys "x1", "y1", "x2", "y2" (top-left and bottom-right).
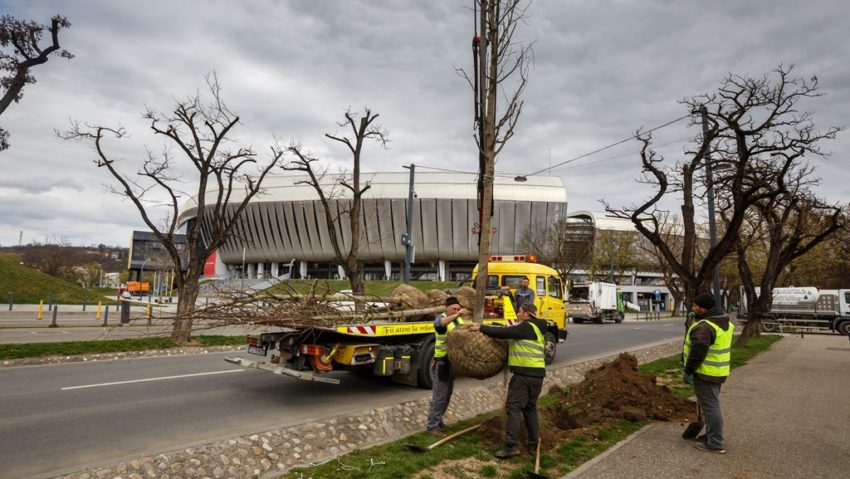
[
  {"x1": 508, "y1": 321, "x2": 545, "y2": 369},
  {"x1": 683, "y1": 319, "x2": 733, "y2": 377},
  {"x1": 434, "y1": 314, "x2": 464, "y2": 358}
]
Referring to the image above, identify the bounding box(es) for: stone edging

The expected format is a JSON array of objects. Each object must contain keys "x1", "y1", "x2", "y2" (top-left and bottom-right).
[{"x1": 56, "y1": 340, "x2": 682, "y2": 479}]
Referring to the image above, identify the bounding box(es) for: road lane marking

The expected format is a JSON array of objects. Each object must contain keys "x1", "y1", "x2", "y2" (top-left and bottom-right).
[{"x1": 61, "y1": 369, "x2": 245, "y2": 390}]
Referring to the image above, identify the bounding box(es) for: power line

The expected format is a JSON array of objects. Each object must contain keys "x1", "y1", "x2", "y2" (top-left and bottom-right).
[{"x1": 520, "y1": 113, "x2": 692, "y2": 177}]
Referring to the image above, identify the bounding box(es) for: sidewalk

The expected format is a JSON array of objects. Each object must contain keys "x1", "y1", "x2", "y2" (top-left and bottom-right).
[{"x1": 565, "y1": 333, "x2": 850, "y2": 479}]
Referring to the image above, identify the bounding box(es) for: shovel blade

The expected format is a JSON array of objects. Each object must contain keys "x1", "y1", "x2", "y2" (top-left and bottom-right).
[
  {"x1": 405, "y1": 444, "x2": 429, "y2": 453},
  {"x1": 682, "y1": 420, "x2": 704, "y2": 439}
]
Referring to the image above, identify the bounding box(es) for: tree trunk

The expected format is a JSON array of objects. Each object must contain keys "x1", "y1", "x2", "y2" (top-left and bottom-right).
[{"x1": 171, "y1": 266, "x2": 200, "y2": 344}]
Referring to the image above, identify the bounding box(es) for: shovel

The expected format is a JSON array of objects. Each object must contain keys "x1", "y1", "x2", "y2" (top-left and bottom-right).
[
  {"x1": 682, "y1": 401, "x2": 704, "y2": 439},
  {"x1": 528, "y1": 438, "x2": 549, "y2": 479},
  {"x1": 405, "y1": 423, "x2": 483, "y2": 453}
]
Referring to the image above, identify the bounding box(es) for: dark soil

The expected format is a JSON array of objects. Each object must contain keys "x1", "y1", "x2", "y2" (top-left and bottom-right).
[{"x1": 478, "y1": 352, "x2": 696, "y2": 449}]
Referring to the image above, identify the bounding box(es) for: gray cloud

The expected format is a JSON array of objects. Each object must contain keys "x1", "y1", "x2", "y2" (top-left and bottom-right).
[{"x1": 1, "y1": 0, "x2": 848, "y2": 247}]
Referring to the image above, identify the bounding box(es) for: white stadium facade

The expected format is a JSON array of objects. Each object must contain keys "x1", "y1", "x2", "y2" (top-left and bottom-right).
[{"x1": 177, "y1": 172, "x2": 568, "y2": 282}]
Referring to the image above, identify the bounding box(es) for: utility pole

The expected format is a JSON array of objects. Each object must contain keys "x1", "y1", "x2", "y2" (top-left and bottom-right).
[
  {"x1": 701, "y1": 107, "x2": 722, "y2": 309},
  {"x1": 402, "y1": 164, "x2": 415, "y2": 283}
]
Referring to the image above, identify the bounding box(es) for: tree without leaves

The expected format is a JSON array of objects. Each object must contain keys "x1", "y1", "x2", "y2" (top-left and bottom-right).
[
  {"x1": 59, "y1": 75, "x2": 283, "y2": 344},
  {"x1": 0, "y1": 14, "x2": 72, "y2": 151},
  {"x1": 458, "y1": 0, "x2": 532, "y2": 320},
  {"x1": 283, "y1": 109, "x2": 388, "y2": 296},
  {"x1": 606, "y1": 65, "x2": 841, "y2": 312},
  {"x1": 736, "y1": 184, "x2": 845, "y2": 344},
  {"x1": 519, "y1": 217, "x2": 593, "y2": 282}
]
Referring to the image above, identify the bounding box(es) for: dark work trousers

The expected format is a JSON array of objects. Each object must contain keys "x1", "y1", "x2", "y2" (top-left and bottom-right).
[
  {"x1": 426, "y1": 359, "x2": 455, "y2": 431},
  {"x1": 504, "y1": 373, "x2": 544, "y2": 449},
  {"x1": 694, "y1": 376, "x2": 725, "y2": 449}
]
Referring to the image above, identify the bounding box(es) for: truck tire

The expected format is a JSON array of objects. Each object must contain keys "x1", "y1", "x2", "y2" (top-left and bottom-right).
[
  {"x1": 416, "y1": 339, "x2": 435, "y2": 390},
  {"x1": 761, "y1": 320, "x2": 779, "y2": 332},
  {"x1": 837, "y1": 320, "x2": 850, "y2": 336},
  {"x1": 572, "y1": 318, "x2": 583, "y2": 324},
  {"x1": 615, "y1": 312, "x2": 624, "y2": 324},
  {"x1": 544, "y1": 332, "x2": 557, "y2": 365},
  {"x1": 593, "y1": 317, "x2": 603, "y2": 324}
]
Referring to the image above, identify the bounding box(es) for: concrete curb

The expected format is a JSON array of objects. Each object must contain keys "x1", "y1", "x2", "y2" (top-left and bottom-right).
[{"x1": 562, "y1": 423, "x2": 656, "y2": 478}]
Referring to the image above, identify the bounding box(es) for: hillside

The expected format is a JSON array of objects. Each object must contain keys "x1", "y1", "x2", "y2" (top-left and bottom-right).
[{"x1": 0, "y1": 254, "x2": 116, "y2": 304}]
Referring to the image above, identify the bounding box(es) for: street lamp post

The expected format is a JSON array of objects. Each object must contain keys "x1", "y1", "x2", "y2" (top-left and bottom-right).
[{"x1": 701, "y1": 108, "x2": 722, "y2": 309}]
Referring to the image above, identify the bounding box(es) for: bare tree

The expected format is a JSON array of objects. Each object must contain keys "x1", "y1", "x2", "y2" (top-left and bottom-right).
[
  {"x1": 586, "y1": 229, "x2": 645, "y2": 283},
  {"x1": 459, "y1": 0, "x2": 533, "y2": 320},
  {"x1": 606, "y1": 65, "x2": 841, "y2": 311},
  {"x1": 59, "y1": 75, "x2": 282, "y2": 344},
  {"x1": 284, "y1": 109, "x2": 388, "y2": 296},
  {"x1": 0, "y1": 14, "x2": 72, "y2": 151},
  {"x1": 519, "y1": 217, "x2": 593, "y2": 282},
  {"x1": 736, "y1": 184, "x2": 845, "y2": 344}
]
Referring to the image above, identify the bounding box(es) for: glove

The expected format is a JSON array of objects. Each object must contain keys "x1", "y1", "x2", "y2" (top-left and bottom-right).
[{"x1": 683, "y1": 371, "x2": 694, "y2": 385}]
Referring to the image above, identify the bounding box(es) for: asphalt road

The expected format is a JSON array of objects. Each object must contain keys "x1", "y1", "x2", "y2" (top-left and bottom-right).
[{"x1": 0, "y1": 320, "x2": 684, "y2": 479}]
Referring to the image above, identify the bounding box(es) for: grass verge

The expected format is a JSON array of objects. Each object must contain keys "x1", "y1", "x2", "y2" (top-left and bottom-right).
[
  {"x1": 282, "y1": 334, "x2": 781, "y2": 478},
  {"x1": 0, "y1": 335, "x2": 245, "y2": 360}
]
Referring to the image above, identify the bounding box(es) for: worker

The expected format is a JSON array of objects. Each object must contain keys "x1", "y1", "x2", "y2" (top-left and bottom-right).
[
  {"x1": 426, "y1": 296, "x2": 468, "y2": 435},
  {"x1": 469, "y1": 303, "x2": 546, "y2": 458},
  {"x1": 683, "y1": 293, "x2": 733, "y2": 454},
  {"x1": 513, "y1": 277, "x2": 535, "y2": 311}
]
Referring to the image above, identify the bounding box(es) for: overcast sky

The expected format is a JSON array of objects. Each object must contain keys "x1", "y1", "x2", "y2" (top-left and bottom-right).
[{"x1": 1, "y1": 0, "x2": 848, "y2": 247}]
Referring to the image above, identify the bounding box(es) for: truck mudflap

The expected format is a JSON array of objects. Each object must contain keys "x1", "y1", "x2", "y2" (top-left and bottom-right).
[{"x1": 224, "y1": 356, "x2": 340, "y2": 385}]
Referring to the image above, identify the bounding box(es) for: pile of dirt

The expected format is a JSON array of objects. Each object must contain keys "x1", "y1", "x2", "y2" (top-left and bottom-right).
[
  {"x1": 475, "y1": 352, "x2": 695, "y2": 448},
  {"x1": 548, "y1": 353, "x2": 694, "y2": 429}
]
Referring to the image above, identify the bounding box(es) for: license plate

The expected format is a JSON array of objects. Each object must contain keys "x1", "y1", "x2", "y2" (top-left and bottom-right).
[{"x1": 247, "y1": 345, "x2": 268, "y2": 356}]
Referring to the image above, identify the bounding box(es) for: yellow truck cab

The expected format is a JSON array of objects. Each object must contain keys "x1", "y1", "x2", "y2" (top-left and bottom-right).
[{"x1": 472, "y1": 255, "x2": 568, "y2": 363}]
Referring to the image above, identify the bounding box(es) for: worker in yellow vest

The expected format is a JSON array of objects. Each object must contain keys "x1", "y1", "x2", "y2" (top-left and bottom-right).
[
  {"x1": 469, "y1": 303, "x2": 547, "y2": 458},
  {"x1": 426, "y1": 297, "x2": 468, "y2": 435},
  {"x1": 683, "y1": 293, "x2": 733, "y2": 454}
]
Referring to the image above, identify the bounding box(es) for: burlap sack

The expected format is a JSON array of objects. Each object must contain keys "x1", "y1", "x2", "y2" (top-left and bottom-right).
[
  {"x1": 453, "y1": 286, "x2": 477, "y2": 310},
  {"x1": 426, "y1": 289, "x2": 448, "y2": 307},
  {"x1": 446, "y1": 323, "x2": 507, "y2": 379},
  {"x1": 391, "y1": 284, "x2": 428, "y2": 309}
]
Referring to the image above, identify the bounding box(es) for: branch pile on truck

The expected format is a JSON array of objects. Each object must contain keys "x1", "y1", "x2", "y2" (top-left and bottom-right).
[
  {"x1": 226, "y1": 256, "x2": 569, "y2": 388},
  {"x1": 739, "y1": 286, "x2": 850, "y2": 335}
]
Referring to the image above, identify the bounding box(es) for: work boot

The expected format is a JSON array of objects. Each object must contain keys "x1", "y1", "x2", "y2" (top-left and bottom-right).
[{"x1": 494, "y1": 446, "x2": 520, "y2": 459}]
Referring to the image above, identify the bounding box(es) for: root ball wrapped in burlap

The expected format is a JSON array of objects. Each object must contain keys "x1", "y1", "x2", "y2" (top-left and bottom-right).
[
  {"x1": 453, "y1": 286, "x2": 477, "y2": 310},
  {"x1": 446, "y1": 323, "x2": 507, "y2": 379},
  {"x1": 391, "y1": 284, "x2": 429, "y2": 309},
  {"x1": 426, "y1": 289, "x2": 448, "y2": 307}
]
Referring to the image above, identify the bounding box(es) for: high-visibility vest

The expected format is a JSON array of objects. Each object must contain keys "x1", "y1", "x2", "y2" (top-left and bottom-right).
[
  {"x1": 434, "y1": 314, "x2": 464, "y2": 359},
  {"x1": 683, "y1": 319, "x2": 733, "y2": 377},
  {"x1": 508, "y1": 321, "x2": 546, "y2": 369}
]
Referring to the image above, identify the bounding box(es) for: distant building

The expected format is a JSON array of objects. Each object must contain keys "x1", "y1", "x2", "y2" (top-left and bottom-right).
[
  {"x1": 176, "y1": 172, "x2": 568, "y2": 281},
  {"x1": 127, "y1": 230, "x2": 188, "y2": 282}
]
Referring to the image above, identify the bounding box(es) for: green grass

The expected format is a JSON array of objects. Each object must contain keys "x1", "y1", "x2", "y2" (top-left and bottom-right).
[
  {"x1": 0, "y1": 335, "x2": 245, "y2": 360},
  {"x1": 639, "y1": 334, "x2": 782, "y2": 397},
  {"x1": 0, "y1": 254, "x2": 118, "y2": 305},
  {"x1": 265, "y1": 279, "x2": 458, "y2": 298}
]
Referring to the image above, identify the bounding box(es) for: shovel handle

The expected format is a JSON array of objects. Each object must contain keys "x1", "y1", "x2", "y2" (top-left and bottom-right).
[
  {"x1": 535, "y1": 438, "x2": 541, "y2": 472},
  {"x1": 428, "y1": 423, "x2": 483, "y2": 449}
]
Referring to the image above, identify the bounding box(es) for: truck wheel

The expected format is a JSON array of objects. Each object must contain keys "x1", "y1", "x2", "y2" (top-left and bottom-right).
[
  {"x1": 761, "y1": 321, "x2": 778, "y2": 332},
  {"x1": 572, "y1": 318, "x2": 583, "y2": 324},
  {"x1": 416, "y1": 339, "x2": 435, "y2": 390},
  {"x1": 593, "y1": 317, "x2": 603, "y2": 324},
  {"x1": 837, "y1": 321, "x2": 850, "y2": 336},
  {"x1": 615, "y1": 312, "x2": 624, "y2": 324},
  {"x1": 544, "y1": 332, "x2": 557, "y2": 365}
]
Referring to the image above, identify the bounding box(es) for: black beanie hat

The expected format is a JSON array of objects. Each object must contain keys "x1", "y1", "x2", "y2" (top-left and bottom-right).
[
  {"x1": 445, "y1": 296, "x2": 460, "y2": 307},
  {"x1": 693, "y1": 294, "x2": 715, "y2": 309}
]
